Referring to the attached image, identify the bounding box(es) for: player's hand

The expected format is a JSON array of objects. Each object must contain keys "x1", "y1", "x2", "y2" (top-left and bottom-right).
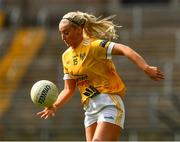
[
  {"x1": 144, "y1": 66, "x2": 164, "y2": 81},
  {"x1": 37, "y1": 105, "x2": 57, "y2": 119}
]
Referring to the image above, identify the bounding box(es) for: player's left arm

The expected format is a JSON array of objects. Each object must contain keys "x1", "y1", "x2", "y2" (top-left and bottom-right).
[{"x1": 112, "y1": 43, "x2": 164, "y2": 81}]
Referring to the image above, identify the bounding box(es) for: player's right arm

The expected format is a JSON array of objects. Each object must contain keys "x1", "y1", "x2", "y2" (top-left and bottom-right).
[
  {"x1": 112, "y1": 43, "x2": 164, "y2": 81},
  {"x1": 54, "y1": 79, "x2": 76, "y2": 109},
  {"x1": 37, "y1": 79, "x2": 76, "y2": 119}
]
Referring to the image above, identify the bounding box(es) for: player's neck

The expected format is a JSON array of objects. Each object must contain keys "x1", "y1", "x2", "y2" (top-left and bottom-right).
[{"x1": 71, "y1": 36, "x2": 83, "y2": 49}]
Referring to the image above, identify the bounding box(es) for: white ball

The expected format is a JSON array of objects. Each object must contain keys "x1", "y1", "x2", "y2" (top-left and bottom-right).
[{"x1": 30, "y1": 80, "x2": 58, "y2": 107}]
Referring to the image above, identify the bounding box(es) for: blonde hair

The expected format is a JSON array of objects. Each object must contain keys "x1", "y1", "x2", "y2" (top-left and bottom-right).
[{"x1": 62, "y1": 11, "x2": 121, "y2": 40}]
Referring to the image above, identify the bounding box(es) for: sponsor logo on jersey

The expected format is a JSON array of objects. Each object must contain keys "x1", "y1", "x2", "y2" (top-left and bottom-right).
[{"x1": 83, "y1": 85, "x2": 100, "y2": 98}]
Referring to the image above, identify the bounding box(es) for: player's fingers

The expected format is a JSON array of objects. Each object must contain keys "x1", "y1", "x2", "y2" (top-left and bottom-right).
[
  {"x1": 36, "y1": 111, "x2": 45, "y2": 116},
  {"x1": 40, "y1": 110, "x2": 49, "y2": 119},
  {"x1": 151, "y1": 74, "x2": 164, "y2": 81},
  {"x1": 150, "y1": 76, "x2": 158, "y2": 81},
  {"x1": 44, "y1": 115, "x2": 49, "y2": 119},
  {"x1": 150, "y1": 68, "x2": 164, "y2": 81},
  {"x1": 157, "y1": 71, "x2": 164, "y2": 78},
  {"x1": 42, "y1": 110, "x2": 55, "y2": 119},
  {"x1": 36, "y1": 107, "x2": 49, "y2": 116},
  {"x1": 149, "y1": 74, "x2": 164, "y2": 81},
  {"x1": 157, "y1": 74, "x2": 164, "y2": 79},
  {"x1": 152, "y1": 77, "x2": 161, "y2": 81}
]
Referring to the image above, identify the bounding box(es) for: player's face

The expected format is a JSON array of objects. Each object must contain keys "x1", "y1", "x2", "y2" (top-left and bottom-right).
[{"x1": 59, "y1": 19, "x2": 83, "y2": 48}]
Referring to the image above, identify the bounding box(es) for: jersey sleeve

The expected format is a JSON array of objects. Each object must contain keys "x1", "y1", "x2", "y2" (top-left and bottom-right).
[
  {"x1": 62, "y1": 52, "x2": 74, "y2": 80},
  {"x1": 91, "y1": 39, "x2": 115, "y2": 60}
]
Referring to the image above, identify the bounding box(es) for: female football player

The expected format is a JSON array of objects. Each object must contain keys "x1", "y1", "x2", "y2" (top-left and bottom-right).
[{"x1": 37, "y1": 11, "x2": 164, "y2": 141}]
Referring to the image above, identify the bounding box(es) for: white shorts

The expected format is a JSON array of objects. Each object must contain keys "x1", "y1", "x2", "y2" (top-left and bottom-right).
[{"x1": 83, "y1": 93, "x2": 125, "y2": 129}]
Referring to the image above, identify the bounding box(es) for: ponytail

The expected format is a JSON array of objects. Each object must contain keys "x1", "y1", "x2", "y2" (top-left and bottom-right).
[{"x1": 62, "y1": 11, "x2": 121, "y2": 40}]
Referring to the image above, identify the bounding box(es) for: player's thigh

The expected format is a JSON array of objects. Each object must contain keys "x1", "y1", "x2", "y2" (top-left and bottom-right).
[
  {"x1": 85, "y1": 122, "x2": 97, "y2": 141},
  {"x1": 93, "y1": 122, "x2": 122, "y2": 141}
]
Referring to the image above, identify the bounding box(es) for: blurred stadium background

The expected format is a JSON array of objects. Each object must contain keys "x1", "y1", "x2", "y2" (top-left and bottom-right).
[{"x1": 0, "y1": 0, "x2": 180, "y2": 141}]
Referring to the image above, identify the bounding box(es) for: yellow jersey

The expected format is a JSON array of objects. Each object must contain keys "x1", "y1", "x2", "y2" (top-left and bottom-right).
[{"x1": 62, "y1": 38, "x2": 126, "y2": 104}]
